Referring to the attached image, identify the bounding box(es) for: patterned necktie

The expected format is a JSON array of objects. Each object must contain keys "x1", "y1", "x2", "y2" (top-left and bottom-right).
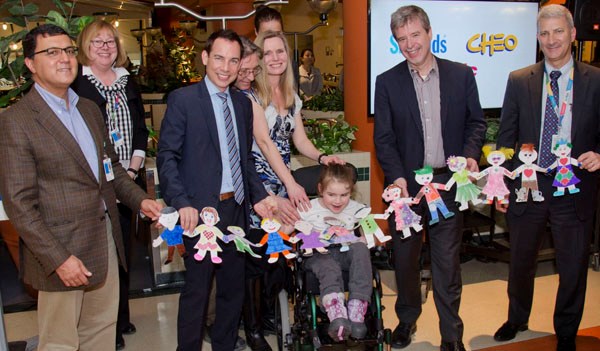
[
  {"x1": 539, "y1": 70, "x2": 562, "y2": 168},
  {"x1": 217, "y1": 92, "x2": 244, "y2": 204}
]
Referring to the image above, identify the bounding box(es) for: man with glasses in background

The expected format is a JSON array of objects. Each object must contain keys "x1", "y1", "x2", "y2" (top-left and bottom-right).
[{"x1": 0, "y1": 24, "x2": 163, "y2": 350}]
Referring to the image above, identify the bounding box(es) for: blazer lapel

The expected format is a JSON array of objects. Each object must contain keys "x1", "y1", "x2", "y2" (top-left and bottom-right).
[
  {"x1": 571, "y1": 62, "x2": 589, "y2": 143},
  {"x1": 399, "y1": 63, "x2": 424, "y2": 142},
  {"x1": 231, "y1": 94, "x2": 247, "y2": 170},
  {"x1": 437, "y1": 58, "x2": 450, "y2": 131},
  {"x1": 198, "y1": 81, "x2": 222, "y2": 160},
  {"x1": 29, "y1": 89, "x2": 97, "y2": 182},
  {"x1": 528, "y1": 62, "x2": 544, "y2": 145}
]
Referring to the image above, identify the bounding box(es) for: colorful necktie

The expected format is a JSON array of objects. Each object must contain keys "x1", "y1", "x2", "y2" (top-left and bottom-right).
[
  {"x1": 217, "y1": 92, "x2": 244, "y2": 204},
  {"x1": 539, "y1": 70, "x2": 561, "y2": 168}
]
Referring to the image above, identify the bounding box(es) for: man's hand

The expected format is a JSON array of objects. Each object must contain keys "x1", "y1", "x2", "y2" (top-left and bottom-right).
[
  {"x1": 393, "y1": 177, "x2": 409, "y2": 197},
  {"x1": 56, "y1": 255, "x2": 92, "y2": 287},
  {"x1": 254, "y1": 195, "x2": 278, "y2": 219},
  {"x1": 466, "y1": 158, "x2": 480, "y2": 172},
  {"x1": 578, "y1": 151, "x2": 600, "y2": 172},
  {"x1": 179, "y1": 207, "x2": 199, "y2": 233},
  {"x1": 140, "y1": 199, "x2": 163, "y2": 221}
]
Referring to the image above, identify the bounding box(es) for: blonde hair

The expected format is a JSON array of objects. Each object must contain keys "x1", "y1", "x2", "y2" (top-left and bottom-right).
[
  {"x1": 254, "y1": 30, "x2": 296, "y2": 110},
  {"x1": 77, "y1": 19, "x2": 128, "y2": 67}
]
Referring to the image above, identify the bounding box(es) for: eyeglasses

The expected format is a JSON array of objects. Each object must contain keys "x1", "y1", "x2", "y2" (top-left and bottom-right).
[
  {"x1": 90, "y1": 39, "x2": 117, "y2": 48},
  {"x1": 238, "y1": 67, "x2": 262, "y2": 77},
  {"x1": 32, "y1": 46, "x2": 78, "y2": 58}
]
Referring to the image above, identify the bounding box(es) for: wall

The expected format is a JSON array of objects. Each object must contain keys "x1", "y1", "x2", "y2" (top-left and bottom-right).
[
  {"x1": 342, "y1": 0, "x2": 385, "y2": 216},
  {"x1": 280, "y1": 1, "x2": 344, "y2": 78}
]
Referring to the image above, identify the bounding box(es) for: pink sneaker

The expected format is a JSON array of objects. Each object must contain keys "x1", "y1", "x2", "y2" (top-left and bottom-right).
[
  {"x1": 211, "y1": 255, "x2": 222, "y2": 264},
  {"x1": 322, "y1": 292, "x2": 351, "y2": 341},
  {"x1": 348, "y1": 299, "x2": 368, "y2": 339}
]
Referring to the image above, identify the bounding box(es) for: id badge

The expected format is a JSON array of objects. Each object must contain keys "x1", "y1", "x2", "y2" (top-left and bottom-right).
[
  {"x1": 103, "y1": 156, "x2": 115, "y2": 182},
  {"x1": 110, "y1": 129, "x2": 124, "y2": 148}
]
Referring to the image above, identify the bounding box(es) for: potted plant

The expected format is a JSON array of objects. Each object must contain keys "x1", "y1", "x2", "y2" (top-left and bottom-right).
[
  {"x1": 0, "y1": 0, "x2": 94, "y2": 107},
  {"x1": 304, "y1": 114, "x2": 358, "y2": 154}
]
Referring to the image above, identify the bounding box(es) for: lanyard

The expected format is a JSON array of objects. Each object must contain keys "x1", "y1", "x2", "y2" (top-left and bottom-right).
[
  {"x1": 104, "y1": 95, "x2": 120, "y2": 129},
  {"x1": 545, "y1": 66, "x2": 573, "y2": 128}
]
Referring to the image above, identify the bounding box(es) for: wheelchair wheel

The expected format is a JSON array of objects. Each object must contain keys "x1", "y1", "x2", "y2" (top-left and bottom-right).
[{"x1": 275, "y1": 289, "x2": 293, "y2": 351}]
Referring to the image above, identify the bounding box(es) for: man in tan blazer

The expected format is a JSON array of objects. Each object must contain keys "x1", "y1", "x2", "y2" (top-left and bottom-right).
[{"x1": 0, "y1": 24, "x2": 162, "y2": 350}]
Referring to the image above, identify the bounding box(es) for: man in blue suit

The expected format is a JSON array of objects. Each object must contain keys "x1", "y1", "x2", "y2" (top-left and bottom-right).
[
  {"x1": 494, "y1": 5, "x2": 600, "y2": 351},
  {"x1": 157, "y1": 29, "x2": 274, "y2": 351},
  {"x1": 374, "y1": 5, "x2": 486, "y2": 351}
]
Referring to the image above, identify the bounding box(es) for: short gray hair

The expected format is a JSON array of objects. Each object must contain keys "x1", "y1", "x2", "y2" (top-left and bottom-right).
[
  {"x1": 390, "y1": 5, "x2": 431, "y2": 39},
  {"x1": 240, "y1": 36, "x2": 262, "y2": 59},
  {"x1": 537, "y1": 4, "x2": 574, "y2": 32}
]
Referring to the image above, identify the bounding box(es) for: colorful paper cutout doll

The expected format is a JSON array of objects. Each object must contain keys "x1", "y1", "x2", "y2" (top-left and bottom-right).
[
  {"x1": 152, "y1": 206, "x2": 188, "y2": 265},
  {"x1": 225, "y1": 226, "x2": 261, "y2": 258},
  {"x1": 382, "y1": 184, "x2": 423, "y2": 238},
  {"x1": 318, "y1": 217, "x2": 359, "y2": 252},
  {"x1": 257, "y1": 218, "x2": 296, "y2": 263},
  {"x1": 445, "y1": 156, "x2": 482, "y2": 211},
  {"x1": 512, "y1": 143, "x2": 546, "y2": 202},
  {"x1": 353, "y1": 206, "x2": 392, "y2": 248},
  {"x1": 412, "y1": 166, "x2": 454, "y2": 226},
  {"x1": 476, "y1": 148, "x2": 516, "y2": 205},
  {"x1": 190, "y1": 207, "x2": 227, "y2": 264},
  {"x1": 547, "y1": 138, "x2": 581, "y2": 196},
  {"x1": 293, "y1": 220, "x2": 329, "y2": 256}
]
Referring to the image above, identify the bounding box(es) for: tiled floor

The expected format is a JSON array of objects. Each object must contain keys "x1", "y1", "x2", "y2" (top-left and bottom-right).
[{"x1": 4, "y1": 259, "x2": 600, "y2": 351}]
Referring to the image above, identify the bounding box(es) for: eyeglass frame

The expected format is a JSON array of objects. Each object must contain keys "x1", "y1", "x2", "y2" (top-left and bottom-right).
[
  {"x1": 31, "y1": 46, "x2": 79, "y2": 58},
  {"x1": 238, "y1": 67, "x2": 262, "y2": 77},
  {"x1": 90, "y1": 39, "x2": 117, "y2": 48}
]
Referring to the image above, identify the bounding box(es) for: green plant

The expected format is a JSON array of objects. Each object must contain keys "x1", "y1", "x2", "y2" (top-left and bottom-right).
[
  {"x1": 135, "y1": 29, "x2": 199, "y2": 93},
  {"x1": 304, "y1": 114, "x2": 358, "y2": 154},
  {"x1": 485, "y1": 117, "x2": 500, "y2": 144},
  {"x1": 0, "y1": 0, "x2": 94, "y2": 107},
  {"x1": 302, "y1": 86, "x2": 343, "y2": 112}
]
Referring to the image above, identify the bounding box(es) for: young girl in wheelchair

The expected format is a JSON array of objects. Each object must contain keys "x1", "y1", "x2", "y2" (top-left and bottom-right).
[{"x1": 298, "y1": 163, "x2": 373, "y2": 341}]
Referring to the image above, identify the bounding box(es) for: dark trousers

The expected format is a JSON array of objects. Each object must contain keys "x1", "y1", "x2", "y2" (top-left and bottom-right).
[
  {"x1": 506, "y1": 176, "x2": 592, "y2": 338},
  {"x1": 177, "y1": 198, "x2": 246, "y2": 351},
  {"x1": 390, "y1": 172, "x2": 464, "y2": 342},
  {"x1": 117, "y1": 203, "x2": 133, "y2": 334}
]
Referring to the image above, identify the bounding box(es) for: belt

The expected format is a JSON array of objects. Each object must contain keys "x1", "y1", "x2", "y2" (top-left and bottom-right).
[
  {"x1": 432, "y1": 167, "x2": 448, "y2": 176},
  {"x1": 219, "y1": 192, "x2": 235, "y2": 201}
]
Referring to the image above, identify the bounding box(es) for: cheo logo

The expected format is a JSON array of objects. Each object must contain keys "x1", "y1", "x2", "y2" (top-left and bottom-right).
[{"x1": 467, "y1": 33, "x2": 518, "y2": 56}]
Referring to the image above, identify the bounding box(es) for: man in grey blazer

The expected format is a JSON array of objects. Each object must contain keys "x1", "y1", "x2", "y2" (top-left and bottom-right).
[
  {"x1": 374, "y1": 5, "x2": 486, "y2": 351},
  {"x1": 494, "y1": 5, "x2": 600, "y2": 351},
  {"x1": 0, "y1": 24, "x2": 162, "y2": 350}
]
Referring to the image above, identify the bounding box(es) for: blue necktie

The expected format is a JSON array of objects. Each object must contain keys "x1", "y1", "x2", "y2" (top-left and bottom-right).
[
  {"x1": 217, "y1": 92, "x2": 244, "y2": 204},
  {"x1": 539, "y1": 70, "x2": 561, "y2": 168}
]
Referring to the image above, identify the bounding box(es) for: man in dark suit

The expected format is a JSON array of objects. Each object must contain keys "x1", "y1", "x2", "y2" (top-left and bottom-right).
[
  {"x1": 374, "y1": 5, "x2": 486, "y2": 351},
  {"x1": 0, "y1": 24, "x2": 162, "y2": 350},
  {"x1": 493, "y1": 5, "x2": 600, "y2": 351},
  {"x1": 157, "y1": 29, "x2": 275, "y2": 351}
]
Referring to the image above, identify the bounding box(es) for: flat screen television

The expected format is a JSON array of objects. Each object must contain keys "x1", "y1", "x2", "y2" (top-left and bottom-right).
[{"x1": 368, "y1": 0, "x2": 540, "y2": 115}]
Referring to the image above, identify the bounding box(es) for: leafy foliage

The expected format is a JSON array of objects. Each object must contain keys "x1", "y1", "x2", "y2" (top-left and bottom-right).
[
  {"x1": 302, "y1": 86, "x2": 344, "y2": 112},
  {"x1": 485, "y1": 118, "x2": 500, "y2": 144},
  {"x1": 0, "y1": 0, "x2": 94, "y2": 107},
  {"x1": 304, "y1": 114, "x2": 358, "y2": 154},
  {"x1": 135, "y1": 29, "x2": 199, "y2": 93}
]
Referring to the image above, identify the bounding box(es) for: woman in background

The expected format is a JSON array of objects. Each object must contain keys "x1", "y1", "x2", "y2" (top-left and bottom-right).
[
  {"x1": 72, "y1": 19, "x2": 148, "y2": 351},
  {"x1": 298, "y1": 48, "x2": 323, "y2": 98}
]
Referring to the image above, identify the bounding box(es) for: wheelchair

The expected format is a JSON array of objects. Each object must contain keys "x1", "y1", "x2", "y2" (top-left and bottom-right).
[{"x1": 270, "y1": 165, "x2": 392, "y2": 351}]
